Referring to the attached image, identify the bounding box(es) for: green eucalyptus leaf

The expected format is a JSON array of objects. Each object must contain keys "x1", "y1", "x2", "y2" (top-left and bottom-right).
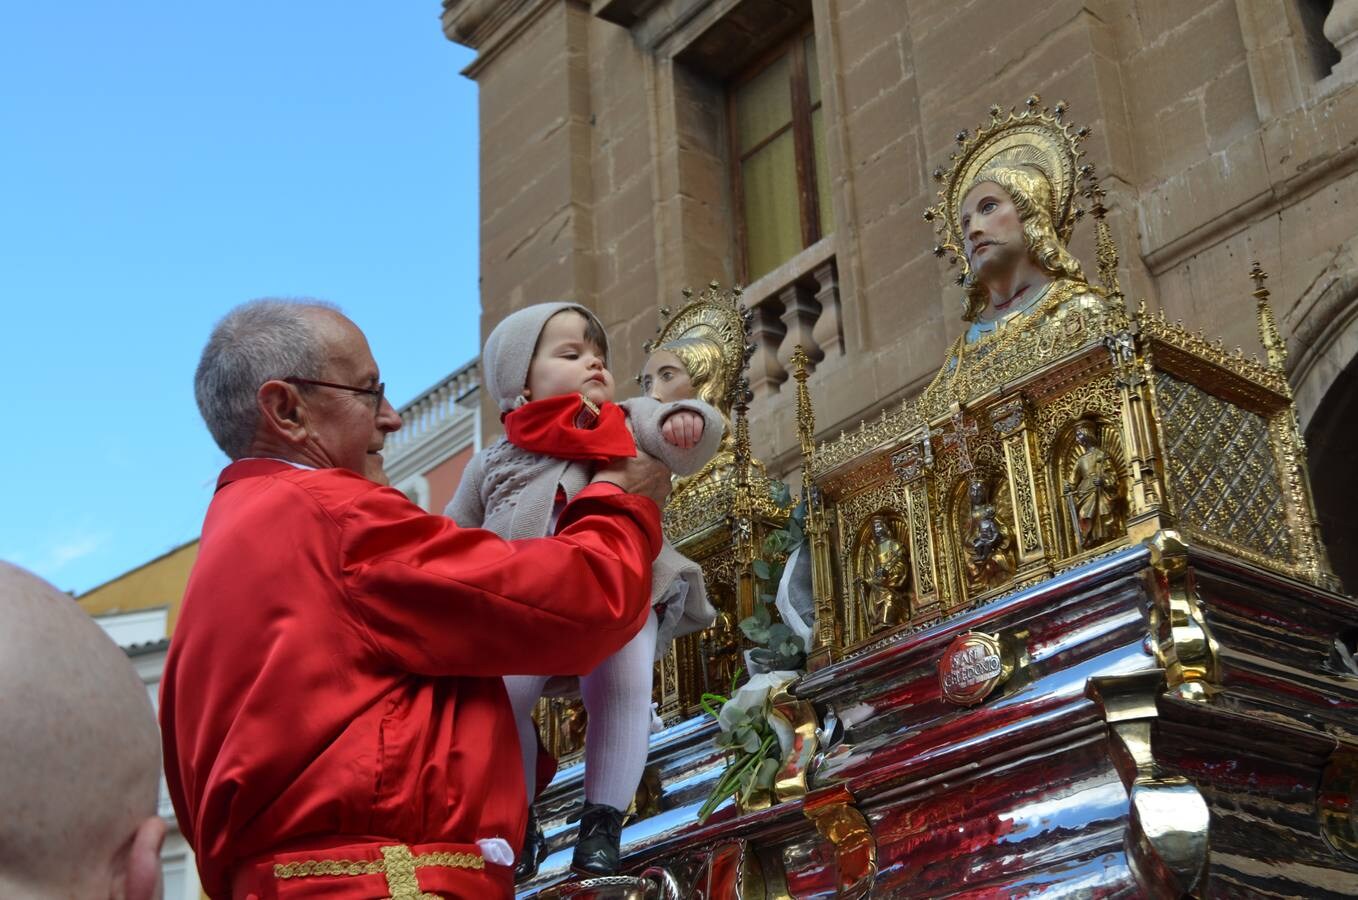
[
  {"x1": 740, "y1": 619, "x2": 769, "y2": 643},
  {"x1": 752, "y1": 559, "x2": 771, "y2": 581}
]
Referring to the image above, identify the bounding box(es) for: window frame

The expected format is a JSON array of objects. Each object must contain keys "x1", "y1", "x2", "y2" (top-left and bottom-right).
[{"x1": 727, "y1": 20, "x2": 827, "y2": 284}]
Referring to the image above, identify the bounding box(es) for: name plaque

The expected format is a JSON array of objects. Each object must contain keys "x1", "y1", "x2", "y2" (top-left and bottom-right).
[{"x1": 939, "y1": 631, "x2": 1010, "y2": 706}]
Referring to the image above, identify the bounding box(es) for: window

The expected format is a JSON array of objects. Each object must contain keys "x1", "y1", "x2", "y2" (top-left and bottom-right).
[{"x1": 730, "y1": 24, "x2": 832, "y2": 283}]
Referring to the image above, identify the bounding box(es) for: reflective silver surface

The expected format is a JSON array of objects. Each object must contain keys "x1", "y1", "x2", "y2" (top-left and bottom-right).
[{"x1": 521, "y1": 544, "x2": 1358, "y2": 898}]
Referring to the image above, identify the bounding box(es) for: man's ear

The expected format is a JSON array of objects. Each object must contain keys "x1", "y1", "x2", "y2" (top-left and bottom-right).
[
  {"x1": 257, "y1": 380, "x2": 308, "y2": 443},
  {"x1": 120, "y1": 817, "x2": 166, "y2": 900}
]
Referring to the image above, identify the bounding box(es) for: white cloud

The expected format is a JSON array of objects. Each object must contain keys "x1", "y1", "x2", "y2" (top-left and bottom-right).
[{"x1": 2, "y1": 529, "x2": 110, "y2": 579}]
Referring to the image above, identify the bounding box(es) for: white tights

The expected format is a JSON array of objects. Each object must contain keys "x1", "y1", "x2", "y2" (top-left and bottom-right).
[{"x1": 505, "y1": 609, "x2": 658, "y2": 812}]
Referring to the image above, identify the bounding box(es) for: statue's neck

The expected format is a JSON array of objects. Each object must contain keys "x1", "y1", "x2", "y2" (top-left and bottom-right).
[{"x1": 976, "y1": 262, "x2": 1052, "y2": 324}]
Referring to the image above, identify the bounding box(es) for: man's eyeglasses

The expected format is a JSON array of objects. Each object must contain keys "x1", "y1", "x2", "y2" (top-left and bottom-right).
[{"x1": 284, "y1": 377, "x2": 386, "y2": 413}]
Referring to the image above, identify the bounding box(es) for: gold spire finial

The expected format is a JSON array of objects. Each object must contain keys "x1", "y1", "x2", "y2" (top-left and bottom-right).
[
  {"x1": 732, "y1": 375, "x2": 753, "y2": 485},
  {"x1": 1080, "y1": 168, "x2": 1123, "y2": 304},
  {"x1": 1251, "y1": 261, "x2": 1287, "y2": 372},
  {"x1": 792, "y1": 344, "x2": 815, "y2": 480}
]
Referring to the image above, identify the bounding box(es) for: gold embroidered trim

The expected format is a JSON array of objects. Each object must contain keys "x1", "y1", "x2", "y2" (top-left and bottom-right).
[
  {"x1": 274, "y1": 859, "x2": 386, "y2": 878},
  {"x1": 272, "y1": 843, "x2": 484, "y2": 900},
  {"x1": 412, "y1": 851, "x2": 485, "y2": 870}
]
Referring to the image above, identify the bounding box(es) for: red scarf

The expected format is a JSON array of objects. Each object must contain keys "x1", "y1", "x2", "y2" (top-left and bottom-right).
[{"x1": 503, "y1": 393, "x2": 636, "y2": 462}]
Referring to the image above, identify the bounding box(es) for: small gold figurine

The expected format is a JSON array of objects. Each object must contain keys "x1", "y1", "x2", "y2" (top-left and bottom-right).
[
  {"x1": 964, "y1": 477, "x2": 1013, "y2": 588},
  {"x1": 699, "y1": 610, "x2": 742, "y2": 695},
  {"x1": 559, "y1": 699, "x2": 588, "y2": 756},
  {"x1": 1066, "y1": 421, "x2": 1121, "y2": 549},
  {"x1": 855, "y1": 514, "x2": 910, "y2": 633}
]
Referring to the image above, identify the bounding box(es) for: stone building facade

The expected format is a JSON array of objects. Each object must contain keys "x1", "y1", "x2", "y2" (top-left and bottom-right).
[{"x1": 442, "y1": 0, "x2": 1358, "y2": 589}]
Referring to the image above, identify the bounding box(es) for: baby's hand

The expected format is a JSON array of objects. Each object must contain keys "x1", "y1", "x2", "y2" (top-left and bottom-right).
[{"x1": 661, "y1": 410, "x2": 704, "y2": 449}]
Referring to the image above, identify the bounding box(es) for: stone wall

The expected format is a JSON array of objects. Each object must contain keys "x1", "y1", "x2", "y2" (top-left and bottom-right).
[{"x1": 442, "y1": 0, "x2": 1358, "y2": 476}]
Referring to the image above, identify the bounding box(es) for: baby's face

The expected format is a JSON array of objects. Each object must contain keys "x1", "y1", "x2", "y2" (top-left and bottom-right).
[
  {"x1": 525, "y1": 311, "x2": 615, "y2": 406},
  {"x1": 641, "y1": 350, "x2": 694, "y2": 403}
]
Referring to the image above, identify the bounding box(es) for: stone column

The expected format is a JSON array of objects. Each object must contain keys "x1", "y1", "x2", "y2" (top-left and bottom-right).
[
  {"x1": 1326, "y1": 0, "x2": 1358, "y2": 82},
  {"x1": 748, "y1": 301, "x2": 789, "y2": 396}
]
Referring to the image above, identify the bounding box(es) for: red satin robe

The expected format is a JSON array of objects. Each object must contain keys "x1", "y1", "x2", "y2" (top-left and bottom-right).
[{"x1": 160, "y1": 459, "x2": 660, "y2": 899}]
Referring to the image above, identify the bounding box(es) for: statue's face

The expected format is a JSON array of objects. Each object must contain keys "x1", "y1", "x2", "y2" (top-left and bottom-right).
[
  {"x1": 641, "y1": 349, "x2": 694, "y2": 403},
  {"x1": 960, "y1": 181, "x2": 1026, "y2": 282},
  {"x1": 969, "y1": 479, "x2": 987, "y2": 504},
  {"x1": 872, "y1": 517, "x2": 888, "y2": 538},
  {"x1": 1075, "y1": 425, "x2": 1094, "y2": 447}
]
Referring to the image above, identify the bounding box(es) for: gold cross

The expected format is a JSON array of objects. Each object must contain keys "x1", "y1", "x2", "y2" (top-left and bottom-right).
[
  {"x1": 1249, "y1": 260, "x2": 1269, "y2": 297},
  {"x1": 941, "y1": 405, "x2": 980, "y2": 473}
]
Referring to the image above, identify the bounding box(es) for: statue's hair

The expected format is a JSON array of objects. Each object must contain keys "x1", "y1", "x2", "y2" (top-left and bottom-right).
[
  {"x1": 961, "y1": 165, "x2": 1084, "y2": 321},
  {"x1": 653, "y1": 335, "x2": 729, "y2": 413},
  {"x1": 195, "y1": 298, "x2": 337, "y2": 458}
]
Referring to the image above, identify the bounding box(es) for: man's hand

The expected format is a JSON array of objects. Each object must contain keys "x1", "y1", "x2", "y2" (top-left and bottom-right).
[
  {"x1": 593, "y1": 449, "x2": 672, "y2": 506},
  {"x1": 661, "y1": 410, "x2": 704, "y2": 450}
]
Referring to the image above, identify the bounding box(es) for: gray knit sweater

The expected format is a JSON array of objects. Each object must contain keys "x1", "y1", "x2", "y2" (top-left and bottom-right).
[{"x1": 445, "y1": 395, "x2": 722, "y2": 656}]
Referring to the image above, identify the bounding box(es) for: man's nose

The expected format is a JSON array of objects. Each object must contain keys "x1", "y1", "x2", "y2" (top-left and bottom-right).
[{"x1": 377, "y1": 396, "x2": 402, "y2": 433}]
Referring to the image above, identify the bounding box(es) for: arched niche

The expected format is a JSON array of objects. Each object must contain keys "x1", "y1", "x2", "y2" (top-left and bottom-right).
[
  {"x1": 1306, "y1": 350, "x2": 1358, "y2": 594},
  {"x1": 1294, "y1": 273, "x2": 1358, "y2": 593}
]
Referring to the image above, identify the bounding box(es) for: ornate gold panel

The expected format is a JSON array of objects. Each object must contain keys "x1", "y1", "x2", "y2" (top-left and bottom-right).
[
  {"x1": 1153, "y1": 371, "x2": 1292, "y2": 562},
  {"x1": 905, "y1": 478, "x2": 939, "y2": 603}
]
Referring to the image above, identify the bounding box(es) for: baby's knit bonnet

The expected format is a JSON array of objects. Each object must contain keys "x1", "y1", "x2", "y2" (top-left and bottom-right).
[{"x1": 483, "y1": 302, "x2": 609, "y2": 413}]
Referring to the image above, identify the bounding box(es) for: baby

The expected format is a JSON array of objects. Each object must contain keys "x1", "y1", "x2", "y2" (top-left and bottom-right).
[{"x1": 447, "y1": 302, "x2": 721, "y2": 880}]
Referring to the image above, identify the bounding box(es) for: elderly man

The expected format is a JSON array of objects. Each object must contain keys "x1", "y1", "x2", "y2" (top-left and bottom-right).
[
  {"x1": 161, "y1": 299, "x2": 670, "y2": 899},
  {"x1": 0, "y1": 562, "x2": 165, "y2": 900}
]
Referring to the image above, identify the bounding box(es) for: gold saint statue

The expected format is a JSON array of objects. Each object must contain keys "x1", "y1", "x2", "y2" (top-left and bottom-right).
[
  {"x1": 855, "y1": 515, "x2": 910, "y2": 633},
  {"x1": 699, "y1": 609, "x2": 742, "y2": 695},
  {"x1": 922, "y1": 101, "x2": 1126, "y2": 407},
  {"x1": 964, "y1": 478, "x2": 1013, "y2": 588},
  {"x1": 1067, "y1": 421, "x2": 1121, "y2": 548},
  {"x1": 641, "y1": 284, "x2": 756, "y2": 500},
  {"x1": 643, "y1": 334, "x2": 741, "y2": 496}
]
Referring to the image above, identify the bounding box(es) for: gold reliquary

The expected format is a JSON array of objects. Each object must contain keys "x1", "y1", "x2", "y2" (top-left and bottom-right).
[
  {"x1": 797, "y1": 98, "x2": 1335, "y2": 664},
  {"x1": 805, "y1": 286, "x2": 1332, "y2": 661}
]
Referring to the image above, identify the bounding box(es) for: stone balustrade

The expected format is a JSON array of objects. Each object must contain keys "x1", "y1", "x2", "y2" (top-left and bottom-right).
[
  {"x1": 383, "y1": 359, "x2": 481, "y2": 460},
  {"x1": 742, "y1": 237, "x2": 843, "y2": 398}
]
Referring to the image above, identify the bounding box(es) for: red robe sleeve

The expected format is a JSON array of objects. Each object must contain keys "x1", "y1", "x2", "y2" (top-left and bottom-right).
[{"x1": 341, "y1": 482, "x2": 664, "y2": 676}]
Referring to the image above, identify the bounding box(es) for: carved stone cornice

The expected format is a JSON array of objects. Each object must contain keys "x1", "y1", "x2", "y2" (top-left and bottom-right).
[
  {"x1": 441, "y1": 0, "x2": 561, "y2": 77},
  {"x1": 592, "y1": 0, "x2": 664, "y2": 27}
]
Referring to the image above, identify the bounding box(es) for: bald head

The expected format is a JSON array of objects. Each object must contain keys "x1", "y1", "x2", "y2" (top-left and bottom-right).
[{"x1": 0, "y1": 562, "x2": 164, "y2": 898}]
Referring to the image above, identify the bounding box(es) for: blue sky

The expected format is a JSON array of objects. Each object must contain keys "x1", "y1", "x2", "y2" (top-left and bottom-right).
[{"x1": 1, "y1": 4, "x2": 481, "y2": 594}]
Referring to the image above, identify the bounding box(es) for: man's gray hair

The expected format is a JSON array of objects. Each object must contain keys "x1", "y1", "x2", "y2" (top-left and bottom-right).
[{"x1": 195, "y1": 299, "x2": 338, "y2": 458}]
